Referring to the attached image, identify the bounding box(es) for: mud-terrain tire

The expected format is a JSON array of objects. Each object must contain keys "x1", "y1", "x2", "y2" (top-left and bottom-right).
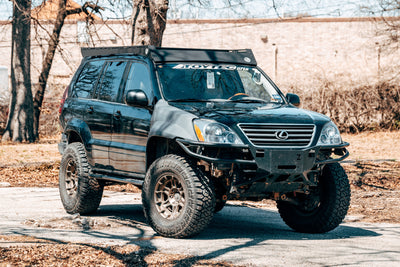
[
  {"x1": 277, "y1": 163, "x2": 350, "y2": 233},
  {"x1": 59, "y1": 142, "x2": 104, "y2": 215},
  {"x1": 142, "y1": 154, "x2": 215, "y2": 238}
]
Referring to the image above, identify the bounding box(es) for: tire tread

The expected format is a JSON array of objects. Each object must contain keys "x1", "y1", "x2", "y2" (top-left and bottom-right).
[
  {"x1": 59, "y1": 142, "x2": 103, "y2": 215},
  {"x1": 277, "y1": 163, "x2": 350, "y2": 233},
  {"x1": 142, "y1": 154, "x2": 215, "y2": 238}
]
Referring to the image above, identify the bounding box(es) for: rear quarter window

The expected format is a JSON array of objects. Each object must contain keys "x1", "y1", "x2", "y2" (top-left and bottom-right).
[{"x1": 72, "y1": 60, "x2": 104, "y2": 99}]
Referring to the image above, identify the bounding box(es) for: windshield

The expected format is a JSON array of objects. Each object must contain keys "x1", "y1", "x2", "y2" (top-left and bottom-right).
[{"x1": 157, "y1": 63, "x2": 284, "y2": 103}]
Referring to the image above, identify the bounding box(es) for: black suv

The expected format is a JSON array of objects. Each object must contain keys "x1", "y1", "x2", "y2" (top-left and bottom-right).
[{"x1": 58, "y1": 46, "x2": 350, "y2": 238}]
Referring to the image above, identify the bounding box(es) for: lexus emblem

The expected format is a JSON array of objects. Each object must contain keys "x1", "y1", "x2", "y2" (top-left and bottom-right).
[{"x1": 275, "y1": 130, "x2": 289, "y2": 140}]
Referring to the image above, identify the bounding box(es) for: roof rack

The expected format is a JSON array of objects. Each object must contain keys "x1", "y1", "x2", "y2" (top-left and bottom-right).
[
  {"x1": 81, "y1": 46, "x2": 150, "y2": 58},
  {"x1": 81, "y1": 46, "x2": 257, "y2": 66}
]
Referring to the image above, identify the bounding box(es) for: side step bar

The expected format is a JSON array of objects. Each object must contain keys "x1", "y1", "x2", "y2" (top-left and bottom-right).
[{"x1": 90, "y1": 173, "x2": 144, "y2": 187}]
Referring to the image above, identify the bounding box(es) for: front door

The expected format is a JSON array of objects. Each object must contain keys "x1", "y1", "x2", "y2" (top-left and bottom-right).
[{"x1": 110, "y1": 61, "x2": 153, "y2": 176}]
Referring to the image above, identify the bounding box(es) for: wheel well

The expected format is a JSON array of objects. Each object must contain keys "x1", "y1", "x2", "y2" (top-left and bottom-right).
[
  {"x1": 146, "y1": 137, "x2": 185, "y2": 170},
  {"x1": 67, "y1": 131, "x2": 83, "y2": 144}
]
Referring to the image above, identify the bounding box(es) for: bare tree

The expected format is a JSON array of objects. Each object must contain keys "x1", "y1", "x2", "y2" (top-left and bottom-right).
[
  {"x1": 2, "y1": 0, "x2": 35, "y2": 142},
  {"x1": 131, "y1": 0, "x2": 169, "y2": 46},
  {"x1": 359, "y1": 1, "x2": 399, "y2": 45},
  {"x1": 375, "y1": 0, "x2": 400, "y2": 48},
  {"x1": 32, "y1": 0, "x2": 103, "y2": 139}
]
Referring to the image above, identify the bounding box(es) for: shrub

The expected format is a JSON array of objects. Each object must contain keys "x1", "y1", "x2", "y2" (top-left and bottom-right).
[{"x1": 291, "y1": 81, "x2": 400, "y2": 133}]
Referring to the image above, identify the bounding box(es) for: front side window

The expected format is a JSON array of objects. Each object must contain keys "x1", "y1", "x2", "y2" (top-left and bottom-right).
[
  {"x1": 157, "y1": 63, "x2": 283, "y2": 103},
  {"x1": 97, "y1": 61, "x2": 128, "y2": 102},
  {"x1": 73, "y1": 60, "x2": 104, "y2": 99},
  {"x1": 125, "y1": 62, "x2": 153, "y2": 99}
]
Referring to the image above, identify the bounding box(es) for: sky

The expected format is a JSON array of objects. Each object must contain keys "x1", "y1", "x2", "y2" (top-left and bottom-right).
[{"x1": 0, "y1": 0, "x2": 387, "y2": 21}]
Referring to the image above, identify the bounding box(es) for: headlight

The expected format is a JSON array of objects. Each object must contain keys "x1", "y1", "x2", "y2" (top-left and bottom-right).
[
  {"x1": 193, "y1": 119, "x2": 243, "y2": 144},
  {"x1": 317, "y1": 121, "x2": 342, "y2": 145}
]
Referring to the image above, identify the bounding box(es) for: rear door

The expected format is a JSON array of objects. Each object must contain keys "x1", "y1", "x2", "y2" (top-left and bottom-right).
[
  {"x1": 110, "y1": 61, "x2": 153, "y2": 176},
  {"x1": 85, "y1": 60, "x2": 129, "y2": 169},
  {"x1": 62, "y1": 59, "x2": 104, "y2": 152}
]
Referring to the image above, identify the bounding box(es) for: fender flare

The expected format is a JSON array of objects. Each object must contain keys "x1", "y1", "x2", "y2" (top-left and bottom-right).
[{"x1": 64, "y1": 118, "x2": 93, "y2": 156}]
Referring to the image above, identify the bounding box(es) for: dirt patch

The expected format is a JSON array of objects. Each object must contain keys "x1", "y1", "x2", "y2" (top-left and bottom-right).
[
  {"x1": 342, "y1": 131, "x2": 400, "y2": 161},
  {"x1": 0, "y1": 139, "x2": 59, "y2": 167},
  {"x1": 0, "y1": 235, "x2": 235, "y2": 266},
  {"x1": 0, "y1": 161, "x2": 140, "y2": 193},
  {"x1": 345, "y1": 161, "x2": 400, "y2": 223},
  {"x1": 346, "y1": 161, "x2": 400, "y2": 190}
]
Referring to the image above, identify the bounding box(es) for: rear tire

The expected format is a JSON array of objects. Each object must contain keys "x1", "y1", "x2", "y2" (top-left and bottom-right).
[
  {"x1": 142, "y1": 154, "x2": 215, "y2": 238},
  {"x1": 277, "y1": 163, "x2": 350, "y2": 233},
  {"x1": 59, "y1": 142, "x2": 103, "y2": 215}
]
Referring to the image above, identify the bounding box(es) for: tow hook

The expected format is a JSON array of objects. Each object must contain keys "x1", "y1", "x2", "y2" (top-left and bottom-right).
[{"x1": 273, "y1": 192, "x2": 287, "y2": 201}]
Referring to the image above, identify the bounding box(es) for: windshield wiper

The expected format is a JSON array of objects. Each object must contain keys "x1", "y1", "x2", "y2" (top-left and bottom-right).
[
  {"x1": 228, "y1": 97, "x2": 269, "y2": 103},
  {"x1": 168, "y1": 98, "x2": 209, "y2": 102}
]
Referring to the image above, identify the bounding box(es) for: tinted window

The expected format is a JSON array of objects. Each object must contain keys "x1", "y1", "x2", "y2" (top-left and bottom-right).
[
  {"x1": 125, "y1": 62, "x2": 153, "y2": 99},
  {"x1": 98, "y1": 61, "x2": 128, "y2": 102},
  {"x1": 73, "y1": 60, "x2": 104, "y2": 98},
  {"x1": 157, "y1": 64, "x2": 282, "y2": 103}
]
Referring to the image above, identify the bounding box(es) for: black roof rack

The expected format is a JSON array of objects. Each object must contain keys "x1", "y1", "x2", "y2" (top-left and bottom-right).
[{"x1": 81, "y1": 46, "x2": 257, "y2": 66}]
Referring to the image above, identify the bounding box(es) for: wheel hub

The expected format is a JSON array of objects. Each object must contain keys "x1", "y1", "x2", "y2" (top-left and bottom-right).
[
  {"x1": 65, "y1": 159, "x2": 78, "y2": 196},
  {"x1": 154, "y1": 174, "x2": 185, "y2": 220}
]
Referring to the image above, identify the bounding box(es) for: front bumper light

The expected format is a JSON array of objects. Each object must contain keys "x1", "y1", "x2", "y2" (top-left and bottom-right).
[
  {"x1": 317, "y1": 121, "x2": 342, "y2": 145},
  {"x1": 193, "y1": 119, "x2": 244, "y2": 144}
]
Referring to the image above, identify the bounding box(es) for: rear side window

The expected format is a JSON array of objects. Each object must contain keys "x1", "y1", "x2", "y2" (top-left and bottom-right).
[
  {"x1": 73, "y1": 60, "x2": 104, "y2": 99},
  {"x1": 97, "y1": 61, "x2": 128, "y2": 102}
]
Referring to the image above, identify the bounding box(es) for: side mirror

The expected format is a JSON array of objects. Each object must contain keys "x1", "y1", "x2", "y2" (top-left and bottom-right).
[
  {"x1": 125, "y1": 89, "x2": 148, "y2": 107},
  {"x1": 286, "y1": 93, "x2": 300, "y2": 107}
]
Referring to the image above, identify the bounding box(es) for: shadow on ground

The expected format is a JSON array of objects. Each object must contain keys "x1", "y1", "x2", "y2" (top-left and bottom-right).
[{"x1": 94, "y1": 202, "x2": 379, "y2": 241}]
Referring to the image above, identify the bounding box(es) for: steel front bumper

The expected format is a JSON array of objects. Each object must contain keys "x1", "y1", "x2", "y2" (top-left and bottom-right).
[{"x1": 176, "y1": 139, "x2": 349, "y2": 174}]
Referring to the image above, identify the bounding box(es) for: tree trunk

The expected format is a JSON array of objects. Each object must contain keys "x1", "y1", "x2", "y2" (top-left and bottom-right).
[
  {"x1": 33, "y1": 0, "x2": 68, "y2": 139},
  {"x1": 32, "y1": 1, "x2": 102, "y2": 139},
  {"x1": 2, "y1": 0, "x2": 35, "y2": 143},
  {"x1": 131, "y1": 0, "x2": 169, "y2": 46}
]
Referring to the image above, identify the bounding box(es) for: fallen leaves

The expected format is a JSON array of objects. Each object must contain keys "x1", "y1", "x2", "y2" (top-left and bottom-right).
[
  {"x1": 0, "y1": 235, "x2": 236, "y2": 266},
  {"x1": 344, "y1": 161, "x2": 400, "y2": 190},
  {"x1": 0, "y1": 162, "x2": 59, "y2": 188}
]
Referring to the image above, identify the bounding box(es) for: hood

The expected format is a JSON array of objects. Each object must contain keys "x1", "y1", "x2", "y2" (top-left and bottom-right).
[{"x1": 169, "y1": 101, "x2": 330, "y2": 127}]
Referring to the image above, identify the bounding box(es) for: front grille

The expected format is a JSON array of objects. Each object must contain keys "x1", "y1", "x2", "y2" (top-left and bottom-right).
[{"x1": 238, "y1": 123, "x2": 315, "y2": 147}]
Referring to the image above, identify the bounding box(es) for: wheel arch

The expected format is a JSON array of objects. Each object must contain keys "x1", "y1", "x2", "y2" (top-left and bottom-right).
[
  {"x1": 146, "y1": 136, "x2": 186, "y2": 170},
  {"x1": 63, "y1": 118, "x2": 94, "y2": 163}
]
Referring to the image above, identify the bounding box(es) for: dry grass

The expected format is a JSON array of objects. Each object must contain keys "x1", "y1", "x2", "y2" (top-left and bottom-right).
[
  {"x1": 342, "y1": 131, "x2": 400, "y2": 161},
  {"x1": 0, "y1": 137, "x2": 59, "y2": 167},
  {"x1": 292, "y1": 81, "x2": 400, "y2": 132}
]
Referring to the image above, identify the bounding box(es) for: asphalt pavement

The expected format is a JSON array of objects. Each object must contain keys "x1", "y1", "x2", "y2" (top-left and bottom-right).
[{"x1": 1, "y1": 187, "x2": 400, "y2": 266}]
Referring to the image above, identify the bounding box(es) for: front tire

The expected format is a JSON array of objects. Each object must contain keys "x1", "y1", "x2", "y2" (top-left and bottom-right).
[
  {"x1": 142, "y1": 155, "x2": 215, "y2": 238},
  {"x1": 277, "y1": 163, "x2": 350, "y2": 233},
  {"x1": 59, "y1": 142, "x2": 103, "y2": 215}
]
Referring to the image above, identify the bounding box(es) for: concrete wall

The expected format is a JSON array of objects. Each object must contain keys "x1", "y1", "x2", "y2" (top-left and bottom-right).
[{"x1": 0, "y1": 17, "x2": 398, "y2": 100}]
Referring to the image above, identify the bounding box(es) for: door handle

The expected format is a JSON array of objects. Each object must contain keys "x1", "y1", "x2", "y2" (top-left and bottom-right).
[
  {"x1": 86, "y1": 106, "x2": 94, "y2": 114},
  {"x1": 114, "y1": 110, "x2": 121, "y2": 119}
]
